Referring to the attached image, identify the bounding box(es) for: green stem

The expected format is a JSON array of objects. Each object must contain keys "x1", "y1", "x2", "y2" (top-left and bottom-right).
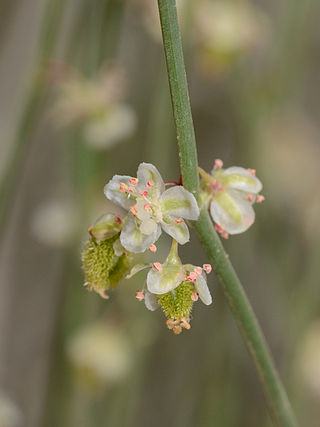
[
  {"x1": 0, "y1": 0, "x2": 66, "y2": 234},
  {"x1": 157, "y1": 0, "x2": 297, "y2": 426}
]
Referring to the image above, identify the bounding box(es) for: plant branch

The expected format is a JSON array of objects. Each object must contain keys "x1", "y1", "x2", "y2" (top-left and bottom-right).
[{"x1": 157, "y1": 0, "x2": 297, "y2": 425}]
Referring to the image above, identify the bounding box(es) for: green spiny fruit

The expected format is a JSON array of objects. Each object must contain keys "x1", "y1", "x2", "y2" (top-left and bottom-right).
[
  {"x1": 157, "y1": 281, "x2": 194, "y2": 321},
  {"x1": 82, "y1": 234, "x2": 130, "y2": 298}
]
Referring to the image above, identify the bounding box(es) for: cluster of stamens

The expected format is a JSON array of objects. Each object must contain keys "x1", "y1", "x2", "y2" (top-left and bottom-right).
[{"x1": 166, "y1": 317, "x2": 191, "y2": 334}]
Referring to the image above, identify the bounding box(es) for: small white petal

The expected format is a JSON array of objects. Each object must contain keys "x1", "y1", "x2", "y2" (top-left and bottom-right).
[
  {"x1": 113, "y1": 238, "x2": 124, "y2": 256},
  {"x1": 195, "y1": 274, "x2": 212, "y2": 305},
  {"x1": 90, "y1": 213, "x2": 121, "y2": 241},
  {"x1": 139, "y1": 218, "x2": 158, "y2": 235},
  {"x1": 120, "y1": 215, "x2": 161, "y2": 253},
  {"x1": 161, "y1": 218, "x2": 190, "y2": 245},
  {"x1": 144, "y1": 290, "x2": 159, "y2": 311},
  {"x1": 146, "y1": 264, "x2": 185, "y2": 295},
  {"x1": 160, "y1": 186, "x2": 199, "y2": 220},
  {"x1": 210, "y1": 189, "x2": 255, "y2": 234},
  {"x1": 104, "y1": 175, "x2": 135, "y2": 210},
  {"x1": 125, "y1": 263, "x2": 151, "y2": 279},
  {"x1": 136, "y1": 162, "x2": 165, "y2": 198},
  {"x1": 220, "y1": 167, "x2": 262, "y2": 194}
]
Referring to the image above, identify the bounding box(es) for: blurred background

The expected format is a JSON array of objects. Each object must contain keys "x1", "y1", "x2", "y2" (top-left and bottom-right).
[{"x1": 0, "y1": 0, "x2": 320, "y2": 426}]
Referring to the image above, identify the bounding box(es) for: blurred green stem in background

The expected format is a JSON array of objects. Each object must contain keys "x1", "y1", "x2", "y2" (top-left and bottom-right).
[
  {"x1": 0, "y1": 0, "x2": 66, "y2": 235},
  {"x1": 157, "y1": 0, "x2": 297, "y2": 426}
]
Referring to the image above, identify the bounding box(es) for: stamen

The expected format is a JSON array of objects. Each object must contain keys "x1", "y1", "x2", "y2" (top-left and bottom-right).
[
  {"x1": 114, "y1": 216, "x2": 122, "y2": 224},
  {"x1": 166, "y1": 319, "x2": 176, "y2": 330},
  {"x1": 210, "y1": 179, "x2": 224, "y2": 194},
  {"x1": 187, "y1": 272, "x2": 198, "y2": 282},
  {"x1": 144, "y1": 203, "x2": 151, "y2": 211},
  {"x1": 214, "y1": 158, "x2": 223, "y2": 169},
  {"x1": 129, "y1": 177, "x2": 138, "y2": 186},
  {"x1": 214, "y1": 224, "x2": 224, "y2": 233},
  {"x1": 194, "y1": 266, "x2": 202, "y2": 275},
  {"x1": 180, "y1": 318, "x2": 191, "y2": 330},
  {"x1": 128, "y1": 187, "x2": 135, "y2": 193},
  {"x1": 135, "y1": 290, "x2": 144, "y2": 301},
  {"x1": 147, "y1": 180, "x2": 154, "y2": 189},
  {"x1": 119, "y1": 182, "x2": 128, "y2": 192},
  {"x1": 172, "y1": 325, "x2": 182, "y2": 335},
  {"x1": 248, "y1": 168, "x2": 256, "y2": 176},
  {"x1": 139, "y1": 190, "x2": 148, "y2": 197},
  {"x1": 203, "y1": 264, "x2": 212, "y2": 274},
  {"x1": 256, "y1": 195, "x2": 265, "y2": 203},
  {"x1": 149, "y1": 244, "x2": 157, "y2": 253},
  {"x1": 191, "y1": 292, "x2": 199, "y2": 302},
  {"x1": 130, "y1": 205, "x2": 137, "y2": 216},
  {"x1": 215, "y1": 224, "x2": 229, "y2": 239},
  {"x1": 152, "y1": 262, "x2": 162, "y2": 272},
  {"x1": 247, "y1": 194, "x2": 254, "y2": 202},
  {"x1": 174, "y1": 218, "x2": 184, "y2": 224}
]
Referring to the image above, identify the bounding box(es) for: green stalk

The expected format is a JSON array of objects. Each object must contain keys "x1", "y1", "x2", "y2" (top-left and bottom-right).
[
  {"x1": 0, "y1": 0, "x2": 66, "y2": 234},
  {"x1": 157, "y1": 0, "x2": 297, "y2": 426}
]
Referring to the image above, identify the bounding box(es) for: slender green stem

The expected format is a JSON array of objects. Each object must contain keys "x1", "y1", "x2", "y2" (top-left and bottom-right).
[
  {"x1": 157, "y1": 0, "x2": 297, "y2": 426},
  {"x1": 0, "y1": 0, "x2": 66, "y2": 234}
]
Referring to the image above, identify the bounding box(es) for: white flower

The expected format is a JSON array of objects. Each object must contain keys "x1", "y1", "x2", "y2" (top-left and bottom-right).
[
  {"x1": 67, "y1": 321, "x2": 131, "y2": 386},
  {"x1": 52, "y1": 65, "x2": 136, "y2": 149},
  {"x1": 126, "y1": 239, "x2": 213, "y2": 308},
  {"x1": 104, "y1": 163, "x2": 200, "y2": 253},
  {"x1": 200, "y1": 160, "x2": 263, "y2": 236}
]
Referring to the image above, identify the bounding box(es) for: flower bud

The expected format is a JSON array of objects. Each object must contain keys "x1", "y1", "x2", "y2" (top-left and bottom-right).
[{"x1": 82, "y1": 234, "x2": 131, "y2": 298}]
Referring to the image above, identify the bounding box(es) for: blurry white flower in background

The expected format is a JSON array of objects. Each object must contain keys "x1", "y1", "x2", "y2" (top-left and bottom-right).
[
  {"x1": 132, "y1": 0, "x2": 270, "y2": 76},
  {"x1": 51, "y1": 64, "x2": 136, "y2": 149},
  {"x1": 30, "y1": 200, "x2": 78, "y2": 247},
  {"x1": 195, "y1": 0, "x2": 271, "y2": 74},
  {"x1": 66, "y1": 321, "x2": 131, "y2": 388},
  {"x1": 0, "y1": 392, "x2": 23, "y2": 427},
  {"x1": 258, "y1": 109, "x2": 320, "y2": 239}
]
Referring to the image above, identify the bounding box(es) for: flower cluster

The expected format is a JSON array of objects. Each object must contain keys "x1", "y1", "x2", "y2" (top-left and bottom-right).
[
  {"x1": 81, "y1": 160, "x2": 263, "y2": 333},
  {"x1": 52, "y1": 64, "x2": 136, "y2": 149}
]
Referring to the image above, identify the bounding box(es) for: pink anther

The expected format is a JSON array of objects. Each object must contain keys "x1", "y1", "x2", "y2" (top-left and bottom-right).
[
  {"x1": 119, "y1": 182, "x2": 127, "y2": 192},
  {"x1": 248, "y1": 169, "x2": 256, "y2": 176},
  {"x1": 191, "y1": 292, "x2": 199, "y2": 302},
  {"x1": 135, "y1": 290, "x2": 144, "y2": 301},
  {"x1": 175, "y1": 218, "x2": 184, "y2": 224},
  {"x1": 256, "y1": 195, "x2": 265, "y2": 203},
  {"x1": 247, "y1": 194, "x2": 254, "y2": 202},
  {"x1": 149, "y1": 244, "x2": 157, "y2": 253},
  {"x1": 194, "y1": 267, "x2": 202, "y2": 275},
  {"x1": 147, "y1": 180, "x2": 154, "y2": 189},
  {"x1": 114, "y1": 216, "x2": 122, "y2": 224},
  {"x1": 152, "y1": 262, "x2": 162, "y2": 272},
  {"x1": 214, "y1": 159, "x2": 223, "y2": 169},
  {"x1": 130, "y1": 205, "x2": 137, "y2": 216},
  {"x1": 129, "y1": 177, "x2": 138, "y2": 186},
  {"x1": 203, "y1": 264, "x2": 212, "y2": 274}
]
